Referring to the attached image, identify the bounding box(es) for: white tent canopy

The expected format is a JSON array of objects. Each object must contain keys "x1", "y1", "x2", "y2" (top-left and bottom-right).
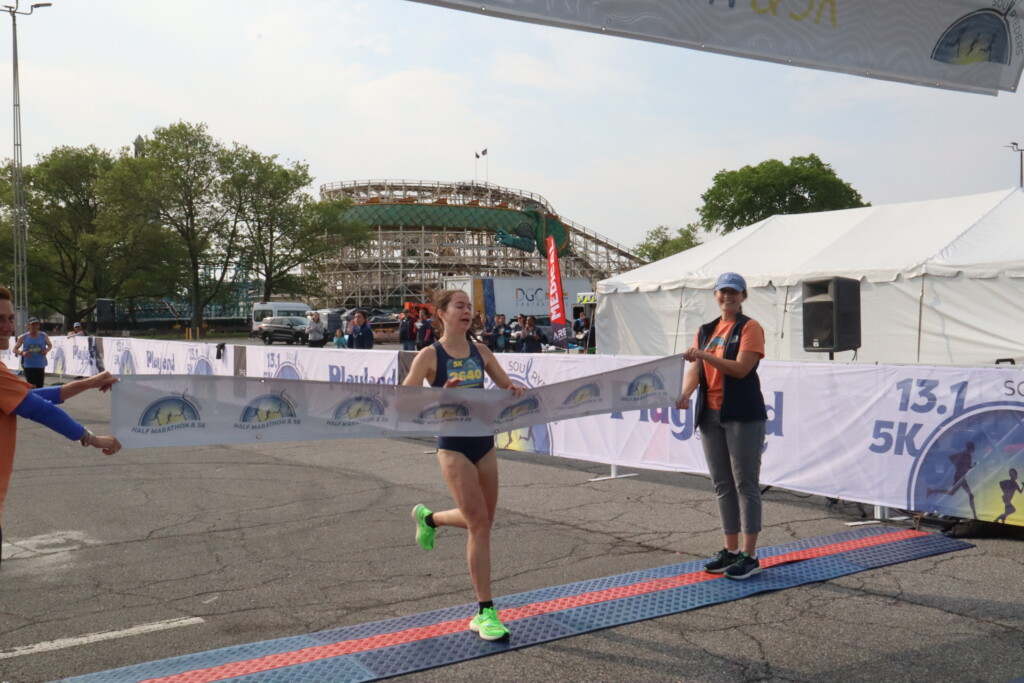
[{"x1": 597, "y1": 188, "x2": 1024, "y2": 365}]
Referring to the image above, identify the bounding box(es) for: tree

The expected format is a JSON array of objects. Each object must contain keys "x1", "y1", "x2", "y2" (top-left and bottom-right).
[
  {"x1": 101, "y1": 122, "x2": 242, "y2": 330},
  {"x1": 634, "y1": 223, "x2": 702, "y2": 263},
  {"x1": 698, "y1": 154, "x2": 868, "y2": 234},
  {"x1": 222, "y1": 147, "x2": 368, "y2": 302},
  {"x1": 20, "y1": 145, "x2": 183, "y2": 324}
]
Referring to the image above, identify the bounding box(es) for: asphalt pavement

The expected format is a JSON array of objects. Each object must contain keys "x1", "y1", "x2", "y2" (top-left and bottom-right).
[{"x1": 1, "y1": 387, "x2": 1022, "y2": 683}]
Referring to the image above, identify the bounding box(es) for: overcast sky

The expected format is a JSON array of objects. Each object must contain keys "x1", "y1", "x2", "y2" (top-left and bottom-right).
[{"x1": 5, "y1": 0, "x2": 1024, "y2": 249}]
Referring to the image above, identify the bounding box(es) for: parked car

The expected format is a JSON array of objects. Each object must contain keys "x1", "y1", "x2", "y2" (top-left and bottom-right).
[
  {"x1": 250, "y1": 301, "x2": 311, "y2": 336},
  {"x1": 257, "y1": 316, "x2": 309, "y2": 345},
  {"x1": 340, "y1": 307, "x2": 392, "y2": 322}
]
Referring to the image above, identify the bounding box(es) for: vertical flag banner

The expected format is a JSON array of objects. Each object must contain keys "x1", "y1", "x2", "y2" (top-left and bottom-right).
[
  {"x1": 546, "y1": 235, "x2": 569, "y2": 349},
  {"x1": 405, "y1": 1, "x2": 1024, "y2": 95}
]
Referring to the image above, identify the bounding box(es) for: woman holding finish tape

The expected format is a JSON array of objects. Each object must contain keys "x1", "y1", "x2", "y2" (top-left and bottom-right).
[
  {"x1": 0, "y1": 286, "x2": 121, "y2": 568},
  {"x1": 676, "y1": 272, "x2": 768, "y2": 580}
]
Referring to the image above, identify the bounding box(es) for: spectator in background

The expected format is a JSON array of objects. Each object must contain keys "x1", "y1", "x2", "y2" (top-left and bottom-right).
[
  {"x1": 416, "y1": 311, "x2": 434, "y2": 350},
  {"x1": 579, "y1": 315, "x2": 596, "y2": 354},
  {"x1": 307, "y1": 312, "x2": 327, "y2": 348},
  {"x1": 333, "y1": 328, "x2": 346, "y2": 349},
  {"x1": 518, "y1": 315, "x2": 547, "y2": 353},
  {"x1": 510, "y1": 314, "x2": 525, "y2": 351},
  {"x1": 67, "y1": 322, "x2": 86, "y2": 337},
  {"x1": 399, "y1": 310, "x2": 419, "y2": 351},
  {"x1": 473, "y1": 313, "x2": 489, "y2": 345},
  {"x1": 347, "y1": 310, "x2": 374, "y2": 350},
  {"x1": 491, "y1": 314, "x2": 511, "y2": 353},
  {"x1": 13, "y1": 317, "x2": 51, "y2": 389}
]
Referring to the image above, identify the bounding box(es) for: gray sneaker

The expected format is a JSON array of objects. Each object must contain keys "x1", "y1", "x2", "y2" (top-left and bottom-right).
[{"x1": 704, "y1": 548, "x2": 742, "y2": 573}]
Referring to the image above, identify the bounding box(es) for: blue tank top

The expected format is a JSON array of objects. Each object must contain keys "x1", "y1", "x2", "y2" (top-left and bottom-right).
[
  {"x1": 21, "y1": 332, "x2": 49, "y2": 369},
  {"x1": 431, "y1": 341, "x2": 485, "y2": 388}
]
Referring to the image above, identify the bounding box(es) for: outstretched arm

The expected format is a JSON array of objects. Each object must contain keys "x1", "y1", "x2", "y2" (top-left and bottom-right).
[
  {"x1": 682, "y1": 347, "x2": 760, "y2": 379},
  {"x1": 12, "y1": 391, "x2": 121, "y2": 454},
  {"x1": 58, "y1": 371, "x2": 118, "y2": 402}
]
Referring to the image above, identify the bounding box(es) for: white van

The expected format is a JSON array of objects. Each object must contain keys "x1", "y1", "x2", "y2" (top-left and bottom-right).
[{"x1": 250, "y1": 301, "x2": 311, "y2": 335}]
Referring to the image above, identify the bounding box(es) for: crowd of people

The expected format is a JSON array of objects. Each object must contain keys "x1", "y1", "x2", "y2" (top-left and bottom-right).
[{"x1": 398, "y1": 309, "x2": 596, "y2": 354}]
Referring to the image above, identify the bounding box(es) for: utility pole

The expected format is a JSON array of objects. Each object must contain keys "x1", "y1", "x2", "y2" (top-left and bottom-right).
[{"x1": 6, "y1": 0, "x2": 51, "y2": 331}]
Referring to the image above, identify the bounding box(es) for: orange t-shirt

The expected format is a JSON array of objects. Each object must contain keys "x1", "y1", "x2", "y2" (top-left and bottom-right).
[
  {"x1": 0, "y1": 364, "x2": 31, "y2": 523},
  {"x1": 691, "y1": 318, "x2": 765, "y2": 411}
]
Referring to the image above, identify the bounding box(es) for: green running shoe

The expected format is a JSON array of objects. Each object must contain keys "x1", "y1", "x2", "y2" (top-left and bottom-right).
[
  {"x1": 411, "y1": 504, "x2": 435, "y2": 551},
  {"x1": 469, "y1": 606, "x2": 510, "y2": 641}
]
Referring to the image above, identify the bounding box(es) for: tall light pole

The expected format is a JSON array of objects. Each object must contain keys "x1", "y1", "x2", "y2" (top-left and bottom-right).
[
  {"x1": 5, "y1": 0, "x2": 51, "y2": 333},
  {"x1": 1008, "y1": 142, "x2": 1024, "y2": 188}
]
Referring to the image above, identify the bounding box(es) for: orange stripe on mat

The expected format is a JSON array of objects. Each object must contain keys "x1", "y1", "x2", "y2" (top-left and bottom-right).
[{"x1": 143, "y1": 529, "x2": 927, "y2": 683}]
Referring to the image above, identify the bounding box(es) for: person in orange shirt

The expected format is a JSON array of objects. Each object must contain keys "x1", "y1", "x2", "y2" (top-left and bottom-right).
[
  {"x1": 1, "y1": 286, "x2": 121, "y2": 568},
  {"x1": 676, "y1": 272, "x2": 768, "y2": 580}
]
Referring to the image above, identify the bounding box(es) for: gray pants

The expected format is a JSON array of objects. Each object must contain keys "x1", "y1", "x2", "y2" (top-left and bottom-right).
[{"x1": 699, "y1": 409, "x2": 766, "y2": 535}]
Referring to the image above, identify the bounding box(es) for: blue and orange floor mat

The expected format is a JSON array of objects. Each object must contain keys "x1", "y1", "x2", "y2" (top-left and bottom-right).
[{"x1": 63, "y1": 526, "x2": 971, "y2": 683}]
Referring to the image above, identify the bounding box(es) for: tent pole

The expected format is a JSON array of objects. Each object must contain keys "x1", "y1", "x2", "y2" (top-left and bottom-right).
[
  {"x1": 671, "y1": 286, "x2": 685, "y2": 354},
  {"x1": 916, "y1": 276, "x2": 925, "y2": 363}
]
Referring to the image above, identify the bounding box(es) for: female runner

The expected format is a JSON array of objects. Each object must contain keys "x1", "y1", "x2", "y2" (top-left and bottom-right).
[{"x1": 404, "y1": 289, "x2": 524, "y2": 641}]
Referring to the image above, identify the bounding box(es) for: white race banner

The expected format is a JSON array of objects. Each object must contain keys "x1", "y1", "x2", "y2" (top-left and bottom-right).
[
  {"x1": 244, "y1": 346, "x2": 399, "y2": 384},
  {"x1": 102, "y1": 337, "x2": 234, "y2": 377},
  {"x1": 14, "y1": 333, "x2": 1024, "y2": 526},
  {"x1": 408, "y1": 1, "x2": 1024, "y2": 95},
  {"x1": 503, "y1": 358, "x2": 1024, "y2": 527},
  {"x1": 111, "y1": 354, "x2": 683, "y2": 449}
]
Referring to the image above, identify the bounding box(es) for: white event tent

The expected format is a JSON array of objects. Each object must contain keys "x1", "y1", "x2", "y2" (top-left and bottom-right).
[{"x1": 597, "y1": 188, "x2": 1024, "y2": 366}]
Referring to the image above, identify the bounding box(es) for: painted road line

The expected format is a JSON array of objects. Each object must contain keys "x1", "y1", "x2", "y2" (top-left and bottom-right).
[{"x1": 0, "y1": 617, "x2": 205, "y2": 661}]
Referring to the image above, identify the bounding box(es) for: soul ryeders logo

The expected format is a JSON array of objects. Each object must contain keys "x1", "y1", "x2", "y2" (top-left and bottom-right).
[
  {"x1": 132, "y1": 394, "x2": 205, "y2": 435},
  {"x1": 495, "y1": 357, "x2": 553, "y2": 456},
  {"x1": 414, "y1": 403, "x2": 472, "y2": 426},
  {"x1": 622, "y1": 372, "x2": 668, "y2": 403},
  {"x1": 496, "y1": 397, "x2": 541, "y2": 425},
  {"x1": 329, "y1": 395, "x2": 388, "y2": 427},
  {"x1": 235, "y1": 393, "x2": 300, "y2": 430}
]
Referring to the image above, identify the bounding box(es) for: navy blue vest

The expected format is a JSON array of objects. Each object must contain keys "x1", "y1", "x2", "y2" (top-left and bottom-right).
[{"x1": 695, "y1": 314, "x2": 768, "y2": 425}]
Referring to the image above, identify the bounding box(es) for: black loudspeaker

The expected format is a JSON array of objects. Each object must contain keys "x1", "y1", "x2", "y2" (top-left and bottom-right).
[
  {"x1": 96, "y1": 298, "x2": 116, "y2": 326},
  {"x1": 802, "y1": 277, "x2": 861, "y2": 353}
]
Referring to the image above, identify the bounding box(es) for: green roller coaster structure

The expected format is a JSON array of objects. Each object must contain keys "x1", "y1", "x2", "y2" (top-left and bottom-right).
[{"x1": 343, "y1": 202, "x2": 572, "y2": 256}]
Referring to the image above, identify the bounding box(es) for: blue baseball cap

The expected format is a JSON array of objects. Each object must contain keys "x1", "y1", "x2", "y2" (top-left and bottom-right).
[{"x1": 714, "y1": 272, "x2": 747, "y2": 293}]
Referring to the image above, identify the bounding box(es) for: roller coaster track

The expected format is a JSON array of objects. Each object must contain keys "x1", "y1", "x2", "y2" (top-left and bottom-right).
[{"x1": 317, "y1": 179, "x2": 645, "y2": 307}]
